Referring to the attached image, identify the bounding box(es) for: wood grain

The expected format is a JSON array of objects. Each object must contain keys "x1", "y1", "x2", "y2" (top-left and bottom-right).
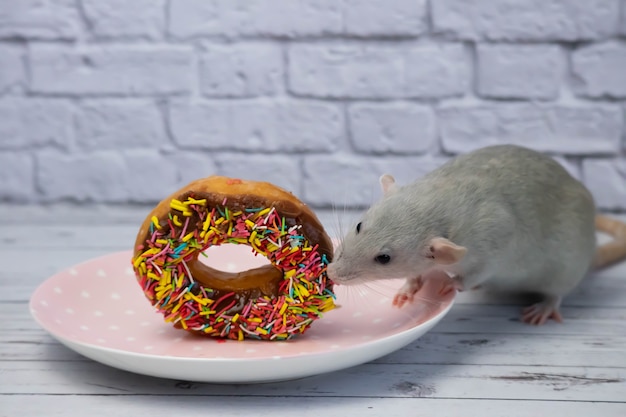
[{"x1": 1, "y1": 207, "x2": 625, "y2": 416}]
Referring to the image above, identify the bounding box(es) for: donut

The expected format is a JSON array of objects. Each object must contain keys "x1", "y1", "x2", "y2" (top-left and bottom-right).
[{"x1": 131, "y1": 175, "x2": 335, "y2": 341}]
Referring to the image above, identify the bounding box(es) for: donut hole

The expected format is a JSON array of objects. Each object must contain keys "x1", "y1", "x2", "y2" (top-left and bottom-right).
[{"x1": 198, "y1": 243, "x2": 272, "y2": 273}]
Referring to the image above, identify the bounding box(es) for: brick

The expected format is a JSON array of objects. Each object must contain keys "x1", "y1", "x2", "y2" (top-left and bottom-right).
[
  {"x1": 199, "y1": 43, "x2": 282, "y2": 98},
  {"x1": 164, "y1": 151, "x2": 217, "y2": 189},
  {"x1": 169, "y1": 0, "x2": 341, "y2": 38},
  {"x1": 343, "y1": 0, "x2": 427, "y2": 36},
  {"x1": 123, "y1": 152, "x2": 181, "y2": 202},
  {"x1": 288, "y1": 44, "x2": 468, "y2": 99},
  {"x1": 216, "y1": 154, "x2": 301, "y2": 194},
  {"x1": 0, "y1": 152, "x2": 34, "y2": 201},
  {"x1": 0, "y1": 0, "x2": 79, "y2": 40},
  {"x1": 82, "y1": 0, "x2": 166, "y2": 39},
  {"x1": 169, "y1": 99, "x2": 342, "y2": 153},
  {"x1": 572, "y1": 41, "x2": 626, "y2": 98},
  {"x1": 622, "y1": 0, "x2": 626, "y2": 35},
  {"x1": 348, "y1": 103, "x2": 436, "y2": 154},
  {"x1": 0, "y1": 99, "x2": 72, "y2": 149},
  {"x1": 30, "y1": 44, "x2": 193, "y2": 96},
  {"x1": 0, "y1": 44, "x2": 25, "y2": 92},
  {"x1": 37, "y1": 150, "x2": 126, "y2": 202},
  {"x1": 432, "y1": 0, "x2": 619, "y2": 41},
  {"x1": 582, "y1": 159, "x2": 626, "y2": 210},
  {"x1": 303, "y1": 155, "x2": 448, "y2": 207},
  {"x1": 75, "y1": 100, "x2": 168, "y2": 150},
  {"x1": 439, "y1": 104, "x2": 623, "y2": 155},
  {"x1": 37, "y1": 150, "x2": 179, "y2": 203},
  {"x1": 477, "y1": 44, "x2": 562, "y2": 100},
  {"x1": 551, "y1": 156, "x2": 581, "y2": 181}
]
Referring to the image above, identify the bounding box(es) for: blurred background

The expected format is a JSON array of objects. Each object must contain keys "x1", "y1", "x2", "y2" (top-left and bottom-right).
[{"x1": 0, "y1": 0, "x2": 625, "y2": 222}]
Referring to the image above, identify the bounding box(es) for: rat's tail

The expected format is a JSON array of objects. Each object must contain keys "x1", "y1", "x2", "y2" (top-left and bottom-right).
[{"x1": 592, "y1": 215, "x2": 626, "y2": 269}]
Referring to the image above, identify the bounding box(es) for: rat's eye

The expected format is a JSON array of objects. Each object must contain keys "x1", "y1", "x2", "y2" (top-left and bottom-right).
[
  {"x1": 374, "y1": 254, "x2": 391, "y2": 264},
  {"x1": 356, "y1": 222, "x2": 362, "y2": 234}
]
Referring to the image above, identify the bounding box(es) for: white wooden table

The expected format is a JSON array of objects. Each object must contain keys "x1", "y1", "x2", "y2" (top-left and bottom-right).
[{"x1": 1, "y1": 205, "x2": 625, "y2": 417}]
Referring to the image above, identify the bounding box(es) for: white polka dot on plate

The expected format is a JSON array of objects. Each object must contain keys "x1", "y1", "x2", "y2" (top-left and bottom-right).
[
  {"x1": 69, "y1": 269, "x2": 78, "y2": 276},
  {"x1": 97, "y1": 269, "x2": 107, "y2": 277},
  {"x1": 80, "y1": 325, "x2": 89, "y2": 331},
  {"x1": 81, "y1": 291, "x2": 90, "y2": 298},
  {"x1": 372, "y1": 318, "x2": 383, "y2": 324},
  {"x1": 330, "y1": 344, "x2": 341, "y2": 349},
  {"x1": 110, "y1": 292, "x2": 121, "y2": 300},
  {"x1": 379, "y1": 298, "x2": 389, "y2": 304},
  {"x1": 362, "y1": 335, "x2": 372, "y2": 340},
  {"x1": 125, "y1": 267, "x2": 134, "y2": 276},
  {"x1": 156, "y1": 328, "x2": 166, "y2": 335},
  {"x1": 109, "y1": 325, "x2": 119, "y2": 331},
  {"x1": 272, "y1": 356, "x2": 281, "y2": 360},
  {"x1": 144, "y1": 345, "x2": 154, "y2": 351},
  {"x1": 192, "y1": 346, "x2": 203, "y2": 351},
  {"x1": 65, "y1": 308, "x2": 75, "y2": 315},
  {"x1": 140, "y1": 321, "x2": 151, "y2": 327},
  {"x1": 93, "y1": 310, "x2": 103, "y2": 317},
  {"x1": 124, "y1": 309, "x2": 135, "y2": 315},
  {"x1": 97, "y1": 338, "x2": 106, "y2": 344},
  {"x1": 352, "y1": 312, "x2": 363, "y2": 318},
  {"x1": 342, "y1": 329, "x2": 352, "y2": 333},
  {"x1": 245, "y1": 348, "x2": 257, "y2": 353},
  {"x1": 40, "y1": 300, "x2": 48, "y2": 307},
  {"x1": 126, "y1": 337, "x2": 136, "y2": 342},
  {"x1": 53, "y1": 287, "x2": 62, "y2": 294}
]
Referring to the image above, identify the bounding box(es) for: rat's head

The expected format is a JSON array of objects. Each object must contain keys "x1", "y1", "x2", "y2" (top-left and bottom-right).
[{"x1": 327, "y1": 174, "x2": 467, "y2": 285}]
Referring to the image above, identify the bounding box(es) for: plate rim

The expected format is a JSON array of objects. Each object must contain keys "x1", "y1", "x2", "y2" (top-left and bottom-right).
[{"x1": 29, "y1": 250, "x2": 455, "y2": 381}]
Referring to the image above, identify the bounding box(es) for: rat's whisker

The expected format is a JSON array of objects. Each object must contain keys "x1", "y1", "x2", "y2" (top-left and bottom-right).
[{"x1": 361, "y1": 281, "x2": 399, "y2": 299}]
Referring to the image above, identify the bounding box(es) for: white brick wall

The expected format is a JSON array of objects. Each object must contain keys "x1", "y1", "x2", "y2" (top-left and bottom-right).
[{"x1": 0, "y1": 0, "x2": 624, "y2": 211}]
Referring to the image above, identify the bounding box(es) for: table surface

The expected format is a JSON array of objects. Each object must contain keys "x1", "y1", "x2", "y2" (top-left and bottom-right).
[{"x1": 1, "y1": 205, "x2": 625, "y2": 417}]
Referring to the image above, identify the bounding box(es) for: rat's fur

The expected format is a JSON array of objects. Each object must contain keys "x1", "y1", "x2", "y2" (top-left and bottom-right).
[{"x1": 328, "y1": 145, "x2": 626, "y2": 324}]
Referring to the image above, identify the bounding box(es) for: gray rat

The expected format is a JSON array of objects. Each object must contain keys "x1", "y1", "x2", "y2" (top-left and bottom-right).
[{"x1": 327, "y1": 144, "x2": 626, "y2": 325}]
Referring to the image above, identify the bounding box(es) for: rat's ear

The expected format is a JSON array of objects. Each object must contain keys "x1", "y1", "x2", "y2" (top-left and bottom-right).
[
  {"x1": 379, "y1": 174, "x2": 397, "y2": 196},
  {"x1": 426, "y1": 237, "x2": 467, "y2": 265}
]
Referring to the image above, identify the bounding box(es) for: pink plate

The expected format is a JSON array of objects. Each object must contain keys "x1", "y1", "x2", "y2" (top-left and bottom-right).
[{"x1": 30, "y1": 245, "x2": 455, "y2": 383}]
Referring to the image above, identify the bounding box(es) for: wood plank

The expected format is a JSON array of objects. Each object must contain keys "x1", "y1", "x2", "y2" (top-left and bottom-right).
[
  {"x1": 0, "y1": 214, "x2": 360, "y2": 249},
  {"x1": 1, "y1": 360, "x2": 624, "y2": 402},
  {"x1": 9, "y1": 299, "x2": 626, "y2": 337},
  {"x1": 4, "y1": 300, "x2": 626, "y2": 335},
  {"x1": 0, "y1": 204, "x2": 152, "y2": 225},
  {"x1": 1, "y1": 395, "x2": 625, "y2": 417},
  {"x1": 0, "y1": 249, "x2": 113, "y2": 283},
  {"x1": 0, "y1": 225, "x2": 137, "y2": 250},
  {"x1": 3, "y1": 326, "x2": 625, "y2": 369},
  {"x1": 5, "y1": 245, "x2": 626, "y2": 308},
  {"x1": 0, "y1": 204, "x2": 359, "y2": 229}
]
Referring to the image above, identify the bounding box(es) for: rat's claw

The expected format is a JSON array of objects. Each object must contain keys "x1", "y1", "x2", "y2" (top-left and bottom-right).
[
  {"x1": 392, "y1": 276, "x2": 423, "y2": 308},
  {"x1": 392, "y1": 293, "x2": 410, "y2": 308},
  {"x1": 438, "y1": 277, "x2": 464, "y2": 296},
  {"x1": 521, "y1": 296, "x2": 563, "y2": 325}
]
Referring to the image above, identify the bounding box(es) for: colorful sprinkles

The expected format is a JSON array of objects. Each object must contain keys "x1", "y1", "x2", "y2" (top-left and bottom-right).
[{"x1": 132, "y1": 195, "x2": 335, "y2": 341}]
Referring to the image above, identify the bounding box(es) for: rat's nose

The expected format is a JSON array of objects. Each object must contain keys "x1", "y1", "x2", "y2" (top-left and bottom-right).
[
  {"x1": 326, "y1": 263, "x2": 348, "y2": 285},
  {"x1": 326, "y1": 263, "x2": 336, "y2": 279}
]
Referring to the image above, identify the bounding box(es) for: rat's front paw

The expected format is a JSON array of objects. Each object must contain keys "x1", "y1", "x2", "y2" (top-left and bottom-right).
[
  {"x1": 439, "y1": 276, "x2": 464, "y2": 296},
  {"x1": 392, "y1": 276, "x2": 423, "y2": 308}
]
